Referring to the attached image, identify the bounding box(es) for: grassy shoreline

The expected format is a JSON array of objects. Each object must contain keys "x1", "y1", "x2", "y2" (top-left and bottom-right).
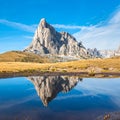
[
  {"x1": 0, "y1": 57, "x2": 120, "y2": 78},
  {"x1": 0, "y1": 71, "x2": 120, "y2": 78}
]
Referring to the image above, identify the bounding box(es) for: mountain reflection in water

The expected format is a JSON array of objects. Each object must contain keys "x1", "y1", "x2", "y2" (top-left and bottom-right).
[
  {"x1": 28, "y1": 76, "x2": 82, "y2": 106},
  {"x1": 0, "y1": 77, "x2": 120, "y2": 120}
]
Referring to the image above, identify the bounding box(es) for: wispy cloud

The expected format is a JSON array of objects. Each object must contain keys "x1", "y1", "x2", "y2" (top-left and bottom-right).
[
  {"x1": 1, "y1": 8, "x2": 120, "y2": 50},
  {"x1": 75, "y1": 78, "x2": 120, "y2": 107},
  {"x1": 109, "y1": 8, "x2": 120, "y2": 24},
  {"x1": 0, "y1": 19, "x2": 37, "y2": 33},
  {"x1": 0, "y1": 19, "x2": 86, "y2": 31},
  {"x1": 52, "y1": 24, "x2": 87, "y2": 30},
  {"x1": 23, "y1": 35, "x2": 33, "y2": 39},
  {"x1": 73, "y1": 9, "x2": 120, "y2": 50}
]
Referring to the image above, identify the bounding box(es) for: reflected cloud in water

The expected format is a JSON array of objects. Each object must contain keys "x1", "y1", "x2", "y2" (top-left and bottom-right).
[
  {"x1": 27, "y1": 76, "x2": 120, "y2": 109},
  {"x1": 0, "y1": 76, "x2": 120, "y2": 120},
  {"x1": 75, "y1": 78, "x2": 120, "y2": 107}
]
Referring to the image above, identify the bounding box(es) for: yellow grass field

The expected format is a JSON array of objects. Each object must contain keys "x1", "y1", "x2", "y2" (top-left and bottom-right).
[
  {"x1": 0, "y1": 57, "x2": 120, "y2": 76},
  {"x1": 0, "y1": 51, "x2": 49, "y2": 63}
]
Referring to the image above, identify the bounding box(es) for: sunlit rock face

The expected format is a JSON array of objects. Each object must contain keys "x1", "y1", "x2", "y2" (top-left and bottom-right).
[
  {"x1": 28, "y1": 76, "x2": 82, "y2": 106},
  {"x1": 24, "y1": 18, "x2": 89, "y2": 58}
]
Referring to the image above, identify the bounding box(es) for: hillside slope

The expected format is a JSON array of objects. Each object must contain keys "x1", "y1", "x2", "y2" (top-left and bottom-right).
[{"x1": 0, "y1": 51, "x2": 49, "y2": 63}]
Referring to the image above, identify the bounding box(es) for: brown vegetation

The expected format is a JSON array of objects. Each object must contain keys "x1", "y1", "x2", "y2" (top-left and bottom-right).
[
  {"x1": 0, "y1": 57, "x2": 120, "y2": 77},
  {"x1": 0, "y1": 51, "x2": 49, "y2": 63}
]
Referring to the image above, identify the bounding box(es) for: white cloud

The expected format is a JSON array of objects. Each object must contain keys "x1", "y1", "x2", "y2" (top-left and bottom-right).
[
  {"x1": 52, "y1": 24, "x2": 86, "y2": 30},
  {"x1": 75, "y1": 78, "x2": 120, "y2": 107},
  {"x1": 73, "y1": 10, "x2": 120, "y2": 50},
  {"x1": 0, "y1": 19, "x2": 86, "y2": 32},
  {"x1": 109, "y1": 9, "x2": 120, "y2": 24},
  {"x1": 0, "y1": 19, "x2": 37, "y2": 33},
  {"x1": 24, "y1": 35, "x2": 33, "y2": 39},
  {"x1": 1, "y1": 9, "x2": 120, "y2": 50}
]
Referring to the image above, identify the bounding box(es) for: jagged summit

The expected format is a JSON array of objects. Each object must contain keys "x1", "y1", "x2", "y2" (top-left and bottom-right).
[
  {"x1": 39, "y1": 18, "x2": 47, "y2": 28},
  {"x1": 40, "y1": 18, "x2": 46, "y2": 24},
  {"x1": 24, "y1": 18, "x2": 88, "y2": 58},
  {"x1": 39, "y1": 18, "x2": 54, "y2": 30}
]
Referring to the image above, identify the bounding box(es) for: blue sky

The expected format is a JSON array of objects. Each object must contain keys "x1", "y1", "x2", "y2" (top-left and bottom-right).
[{"x1": 0, "y1": 0, "x2": 120, "y2": 53}]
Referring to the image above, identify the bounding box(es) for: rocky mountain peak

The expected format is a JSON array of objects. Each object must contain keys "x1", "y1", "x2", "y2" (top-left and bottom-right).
[
  {"x1": 40, "y1": 18, "x2": 46, "y2": 26},
  {"x1": 24, "y1": 18, "x2": 89, "y2": 58},
  {"x1": 39, "y1": 18, "x2": 55, "y2": 32}
]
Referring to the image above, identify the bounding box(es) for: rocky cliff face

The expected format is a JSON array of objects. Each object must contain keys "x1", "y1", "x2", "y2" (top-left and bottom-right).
[
  {"x1": 87, "y1": 48, "x2": 102, "y2": 58},
  {"x1": 28, "y1": 76, "x2": 82, "y2": 106},
  {"x1": 24, "y1": 18, "x2": 88, "y2": 58}
]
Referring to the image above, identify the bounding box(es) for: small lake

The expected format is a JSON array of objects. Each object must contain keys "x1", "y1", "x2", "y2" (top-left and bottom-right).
[{"x1": 0, "y1": 76, "x2": 120, "y2": 120}]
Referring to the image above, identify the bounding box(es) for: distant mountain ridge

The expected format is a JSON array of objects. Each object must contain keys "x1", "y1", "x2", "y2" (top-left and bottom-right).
[
  {"x1": 87, "y1": 46, "x2": 120, "y2": 58},
  {"x1": 99, "y1": 46, "x2": 120, "y2": 58},
  {"x1": 24, "y1": 18, "x2": 90, "y2": 58}
]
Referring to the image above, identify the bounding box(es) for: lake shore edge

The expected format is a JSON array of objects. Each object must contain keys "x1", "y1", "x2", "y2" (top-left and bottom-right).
[{"x1": 0, "y1": 71, "x2": 120, "y2": 78}]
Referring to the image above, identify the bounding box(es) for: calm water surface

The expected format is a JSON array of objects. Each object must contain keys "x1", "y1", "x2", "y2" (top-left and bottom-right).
[{"x1": 0, "y1": 76, "x2": 120, "y2": 120}]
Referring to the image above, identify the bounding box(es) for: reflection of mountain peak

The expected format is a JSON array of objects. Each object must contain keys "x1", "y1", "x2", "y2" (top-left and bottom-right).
[{"x1": 28, "y1": 76, "x2": 82, "y2": 106}]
